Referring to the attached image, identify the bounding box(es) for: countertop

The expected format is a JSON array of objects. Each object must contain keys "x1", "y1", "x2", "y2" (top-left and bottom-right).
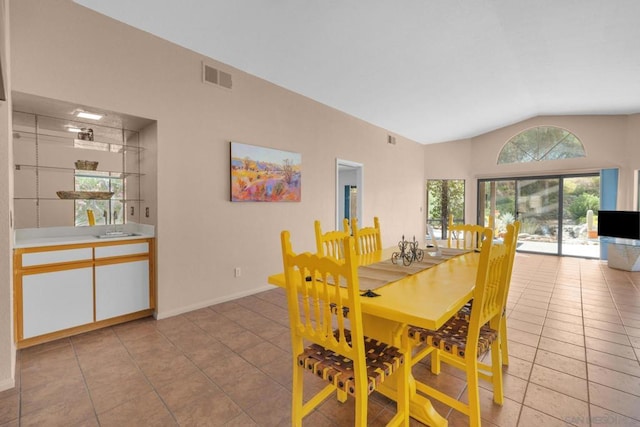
[{"x1": 14, "y1": 223, "x2": 155, "y2": 248}]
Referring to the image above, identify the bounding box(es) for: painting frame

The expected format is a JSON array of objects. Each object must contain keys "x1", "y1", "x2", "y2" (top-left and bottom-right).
[{"x1": 230, "y1": 142, "x2": 301, "y2": 202}]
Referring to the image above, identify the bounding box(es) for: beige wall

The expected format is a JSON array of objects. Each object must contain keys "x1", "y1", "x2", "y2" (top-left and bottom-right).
[
  {"x1": 0, "y1": 0, "x2": 15, "y2": 391},
  {"x1": 626, "y1": 114, "x2": 640, "y2": 209},
  {"x1": 425, "y1": 115, "x2": 639, "y2": 222},
  {"x1": 422, "y1": 138, "x2": 474, "y2": 222},
  {"x1": 8, "y1": 0, "x2": 425, "y2": 328}
]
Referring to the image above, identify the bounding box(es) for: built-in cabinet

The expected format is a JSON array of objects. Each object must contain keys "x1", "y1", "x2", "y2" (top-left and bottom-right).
[{"x1": 14, "y1": 238, "x2": 155, "y2": 348}]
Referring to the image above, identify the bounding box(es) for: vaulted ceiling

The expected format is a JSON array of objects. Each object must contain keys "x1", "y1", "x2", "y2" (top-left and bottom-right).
[{"x1": 74, "y1": 0, "x2": 640, "y2": 144}]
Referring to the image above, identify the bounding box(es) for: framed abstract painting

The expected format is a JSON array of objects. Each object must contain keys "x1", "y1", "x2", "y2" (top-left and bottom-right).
[{"x1": 230, "y1": 142, "x2": 301, "y2": 202}]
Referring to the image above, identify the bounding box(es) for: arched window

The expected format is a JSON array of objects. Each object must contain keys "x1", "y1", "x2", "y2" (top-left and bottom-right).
[{"x1": 498, "y1": 126, "x2": 585, "y2": 164}]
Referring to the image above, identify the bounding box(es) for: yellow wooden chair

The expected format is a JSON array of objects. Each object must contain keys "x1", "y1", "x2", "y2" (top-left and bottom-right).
[
  {"x1": 314, "y1": 220, "x2": 350, "y2": 259},
  {"x1": 498, "y1": 221, "x2": 520, "y2": 365},
  {"x1": 447, "y1": 215, "x2": 485, "y2": 250},
  {"x1": 407, "y1": 227, "x2": 512, "y2": 427},
  {"x1": 280, "y1": 231, "x2": 409, "y2": 426},
  {"x1": 497, "y1": 221, "x2": 519, "y2": 365},
  {"x1": 343, "y1": 217, "x2": 351, "y2": 234},
  {"x1": 350, "y1": 216, "x2": 382, "y2": 255},
  {"x1": 452, "y1": 221, "x2": 520, "y2": 366}
]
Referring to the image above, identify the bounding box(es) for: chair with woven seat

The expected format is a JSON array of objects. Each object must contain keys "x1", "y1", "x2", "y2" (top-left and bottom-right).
[
  {"x1": 497, "y1": 221, "x2": 520, "y2": 365},
  {"x1": 447, "y1": 214, "x2": 486, "y2": 250},
  {"x1": 314, "y1": 220, "x2": 350, "y2": 260},
  {"x1": 280, "y1": 231, "x2": 409, "y2": 426},
  {"x1": 407, "y1": 226, "x2": 513, "y2": 427},
  {"x1": 350, "y1": 216, "x2": 382, "y2": 255},
  {"x1": 453, "y1": 221, "x2": 520, "y2": 366}
]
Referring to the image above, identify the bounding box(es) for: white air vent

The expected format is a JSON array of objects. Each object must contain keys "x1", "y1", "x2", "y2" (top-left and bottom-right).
[{"x1": 202, "y1": 62, "x2": 232, "y2": 89}]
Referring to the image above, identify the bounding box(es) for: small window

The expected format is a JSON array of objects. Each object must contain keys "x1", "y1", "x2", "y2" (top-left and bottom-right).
[
  {"x1": 426, "y1": 179, "x2": 465, "y2": 239},
  {"x1": 74, "y1": 175, "x2": 123, "y2": 226},
  {"x1": 498, "y1": 126, "x2": 585, "y2": 164}
]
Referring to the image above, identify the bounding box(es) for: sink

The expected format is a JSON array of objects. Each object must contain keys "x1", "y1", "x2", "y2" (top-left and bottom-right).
[{"x1": 95, "y1": 232, "x2": 140, "y2": 239}]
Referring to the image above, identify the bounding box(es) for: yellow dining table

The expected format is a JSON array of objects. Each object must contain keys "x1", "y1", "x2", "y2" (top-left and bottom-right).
[{"x1": 267, "y1": 247, "x2": 480, "y2": 426}]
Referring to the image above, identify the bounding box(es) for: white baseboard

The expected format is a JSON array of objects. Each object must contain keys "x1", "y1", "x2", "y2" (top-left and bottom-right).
[
  {"x1": 0, "y1": 376, "x2": 15, "y2": 392},
  {"x1": 155, "y1": 284, "x2": 273, "y2": 320}
]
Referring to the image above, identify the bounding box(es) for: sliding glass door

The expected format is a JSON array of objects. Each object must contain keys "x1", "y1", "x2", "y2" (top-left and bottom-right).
[
  {"x1": 479, "y1": 174, "x2": 600, "y2": 258},
  {"x1": 517, "y1": 177, "x2": 560, "y2": 254},
  {"x1": 561, "y1": 176, "x2": 600, "y2": 257}
]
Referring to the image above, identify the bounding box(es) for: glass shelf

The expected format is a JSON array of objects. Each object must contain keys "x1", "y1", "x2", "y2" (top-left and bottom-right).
[
  {"x1": 14, "y1": 197, "x2": 144, "y2": 202},
  {"x1": 13, "y1": 130, "x2": 144, "y2": 153},
  {"x1": 13, "y1": 110, "x2": 142, "y2": 151},
  {"x1": 13, "y1": 110, "x2": 144, "y2": 229},
  {"x1": 14, "y1": 164, "x2": 144, "y2": 179}
]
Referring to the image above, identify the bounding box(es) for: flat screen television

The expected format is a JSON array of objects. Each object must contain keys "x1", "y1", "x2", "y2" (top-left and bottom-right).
[{"x1": 597, "y1": 210, "x2": 640, "y2": 240}]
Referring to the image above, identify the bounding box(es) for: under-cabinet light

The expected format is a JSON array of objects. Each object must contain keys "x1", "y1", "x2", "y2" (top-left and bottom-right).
[
  {"x1": 67, "y1": 127, "x2": 83, "y2": 132},
  {"x1": 76, "y1": 111, "x2": 103, "y2": 120}
]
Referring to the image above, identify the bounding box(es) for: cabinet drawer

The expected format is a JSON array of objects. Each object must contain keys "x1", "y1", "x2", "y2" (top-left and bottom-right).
[
  {"x1": 21, "y1": 247, "x2": 93, "y2": 267},
  {"x1": 95, "y1": 242, "x2": 149, "y2": 258}
]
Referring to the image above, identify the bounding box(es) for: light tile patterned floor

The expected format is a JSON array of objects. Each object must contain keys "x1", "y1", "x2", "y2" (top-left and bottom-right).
[{"x1": 1, "y1": 253, "x2": 640, "y2": 426}]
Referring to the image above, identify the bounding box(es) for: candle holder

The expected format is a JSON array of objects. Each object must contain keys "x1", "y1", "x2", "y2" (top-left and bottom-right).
[{"x1": 392, "y1": 235, "x2": 424, "y2": 266}]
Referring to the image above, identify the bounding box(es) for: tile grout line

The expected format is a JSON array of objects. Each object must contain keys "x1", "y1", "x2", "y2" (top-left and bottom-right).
[
  {"x1": 512, "y1": 255, "x2": 553, "y2": 426},
  {"x1": 579, "y1": 258, "x2": 593, "y2": 427},
  {"x1": 69, "y1": 336, "x2": 101, "y2": 426},
  {"x1": 16, "y1": 349, "x2": 22, "y2": 426},
  {"x1": 111, "y1": 325, "x2": 180, "y2": 426},
  {"x1": 154, "y1": 311, "x2": 261, "y2": 425},
  {"x1": 589, "y1": 261, "x2": 640, "y2": 422},
  {"x1": 515, "y1": 257, "x2": 598, "y2": 425},
  {"x1": 505, "y1": 255, "x2": 536, "y2": 426},
  {"x1": 604, "y1": 267, "x2": 640, "y2": 364},
  {"x1": 582, "y1": 261, "x2": 640, "y2": 421}
]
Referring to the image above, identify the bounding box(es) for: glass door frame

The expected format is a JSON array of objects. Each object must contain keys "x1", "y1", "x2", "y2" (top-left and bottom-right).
[{"x1": 477, "y1": 172, "x2": 600, "y2": 258}]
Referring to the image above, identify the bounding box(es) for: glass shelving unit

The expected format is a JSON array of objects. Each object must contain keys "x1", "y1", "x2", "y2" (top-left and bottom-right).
[{"x1": 13, "y1": 111, "x2": 143, "y2": 228}]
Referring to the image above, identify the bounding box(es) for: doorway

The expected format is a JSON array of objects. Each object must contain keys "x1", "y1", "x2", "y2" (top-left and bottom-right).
[
  {"x1": 478, "y1": 174, "x2": 600, "y2": 258},
  {"x1": 336, "y1": 159, "x2": 363, "y2": 230}
]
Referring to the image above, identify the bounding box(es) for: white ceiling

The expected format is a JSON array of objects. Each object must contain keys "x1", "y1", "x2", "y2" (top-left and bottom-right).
[{"x1": 74, "y1": 0, "x2": 640, "y2": 144}]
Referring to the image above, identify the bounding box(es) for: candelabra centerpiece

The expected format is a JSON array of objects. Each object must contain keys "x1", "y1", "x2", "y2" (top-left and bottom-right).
[{"x1": 391, "y1": 235, "x2": 424, "y2": 266}]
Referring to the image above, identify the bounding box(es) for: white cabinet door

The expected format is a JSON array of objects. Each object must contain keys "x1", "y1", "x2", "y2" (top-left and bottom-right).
[
  {"x1": 95, "y1": 260, "x2": 150, "y2": 321},
  {"x1": 22, "y1": 268, "x2": 94, "y2": 339}
]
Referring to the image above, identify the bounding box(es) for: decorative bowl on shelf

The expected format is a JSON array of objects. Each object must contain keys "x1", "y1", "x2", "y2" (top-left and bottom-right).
[
  {"x1": 56, "y1": 191, "x2": 114, "y2": 200},
  {"x1": 75, "y1": 160, "x2": 99, "y2": 170}
]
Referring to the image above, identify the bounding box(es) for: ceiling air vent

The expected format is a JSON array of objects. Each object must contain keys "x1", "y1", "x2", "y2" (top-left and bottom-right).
[{"x1": 202, "y1": 62, "x2": 232, "y2": 89}]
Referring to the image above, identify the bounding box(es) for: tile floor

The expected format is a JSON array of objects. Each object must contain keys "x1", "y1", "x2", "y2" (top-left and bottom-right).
[{"x1": 1, "y1": 253, "x2": 640, "y2": 426}]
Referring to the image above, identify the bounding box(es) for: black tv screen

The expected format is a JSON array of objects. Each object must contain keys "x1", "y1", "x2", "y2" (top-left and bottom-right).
[{"x1": 597, "y1": 210, "x2": 640, "y2": 239}]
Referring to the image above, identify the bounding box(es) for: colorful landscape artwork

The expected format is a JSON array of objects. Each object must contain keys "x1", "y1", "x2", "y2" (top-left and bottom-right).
[{"x1": 230, "y1": 142, "x2": 301, "y2": 202}]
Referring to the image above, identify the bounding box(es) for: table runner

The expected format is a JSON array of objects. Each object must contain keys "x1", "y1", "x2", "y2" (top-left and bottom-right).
[{"x1": 357, "y1": 247, "x2": 471, "y2": 291}]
